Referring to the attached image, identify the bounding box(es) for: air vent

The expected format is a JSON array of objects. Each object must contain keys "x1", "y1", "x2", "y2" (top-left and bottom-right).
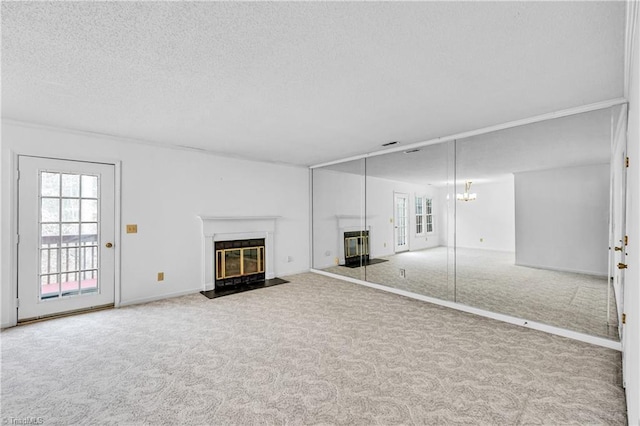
[{"x1": 382, "y1": 141, "x2": 399, "y2": 147}]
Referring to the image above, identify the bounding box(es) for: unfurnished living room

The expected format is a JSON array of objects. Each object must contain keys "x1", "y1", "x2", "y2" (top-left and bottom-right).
[{"x1": 1, "y1": 1, "x2": 639, "y2": 425}]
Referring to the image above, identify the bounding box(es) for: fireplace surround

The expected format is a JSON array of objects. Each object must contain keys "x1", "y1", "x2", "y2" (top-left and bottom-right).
[{"x1": 198, "y1": 216, "x2": 279, "y2": 290}]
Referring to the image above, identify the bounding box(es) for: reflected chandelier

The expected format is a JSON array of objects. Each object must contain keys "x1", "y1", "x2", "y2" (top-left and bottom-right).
[{"x1": 456, "y1": 181, "x2": 477, "y2": 202}]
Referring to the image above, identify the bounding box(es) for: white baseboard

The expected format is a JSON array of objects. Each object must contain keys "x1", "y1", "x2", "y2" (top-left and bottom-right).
[
  {"x1": 515, "y1": 262, "x2": 608, "y2": 278},
  {"x1": 1, "y1": 321, "x2": 16, "y2": 329},
  {"x1": 279, "y1": 268, "x2": 312, "y2": 277},
  {"x1": 310, "y1": 269, "x2": 621, "y2": 351},
  {"x1": 119, "y1": 288, "x2": 202, "y2": 307}
]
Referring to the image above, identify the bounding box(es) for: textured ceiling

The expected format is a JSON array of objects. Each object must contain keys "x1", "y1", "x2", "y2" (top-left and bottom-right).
[
  {"x1": 1, "y1": 1, "x2": 625, "y2": 166},
  {"x1": 324, "y1": 108, "x2": 613, "y2": 186}
]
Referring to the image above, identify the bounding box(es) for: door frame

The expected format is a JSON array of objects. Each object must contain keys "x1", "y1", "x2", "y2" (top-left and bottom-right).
[
  {"x1": 393, "y1": 192, "x2": 409, "y2": 253},
  {"x1": 7, "y1": 152, "x2": 122, "y2": 327},
  {"x1": 608, "y1": 105, "x2": 628, "y2": 333}
]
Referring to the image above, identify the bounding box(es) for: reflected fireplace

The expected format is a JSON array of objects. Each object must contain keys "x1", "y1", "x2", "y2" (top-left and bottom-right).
[
  {"x1": 344, "y1": 231, "x2": 369, "y2": 266},
  {"x1": 215, "y1": 238, "x2": 265, "y2": 288}
]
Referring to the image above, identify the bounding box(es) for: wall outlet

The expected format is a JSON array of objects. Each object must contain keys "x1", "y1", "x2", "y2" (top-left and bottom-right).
[
  {"x1": 126, "y1": 224, "x2": 138, "y2": 234},
  {"x1": 335, "y1": 257, "x2": 339, "y2": 265},
  {"x1": 400, "y1": 268, "x2": 406, "y2": 278},
  {"x1": 157, "y1": 272, "x2": 164, "y2": 281}
]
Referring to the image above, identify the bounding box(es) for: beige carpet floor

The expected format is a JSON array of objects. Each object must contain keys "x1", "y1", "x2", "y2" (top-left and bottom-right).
[
  {"x1": 1, "y1": 273, "x2": 626, "y2": 425},
  {"x1": 323, "y1": 247, "x2": 618, "y2": 340}
]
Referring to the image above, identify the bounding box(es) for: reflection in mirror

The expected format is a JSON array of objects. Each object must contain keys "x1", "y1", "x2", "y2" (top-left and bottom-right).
[
  {"x1": 454, "y1": 107, "x2": 620, "y2": 340},
  {"x1": 310, "y1": 106, "x2": 625, "y2": 341},
  {"x1": 312, "y1": 159, "x2": 366, "y2": 282},
  {"x1": 362, "y1": 142, "x2": 455, "y2": 301}
]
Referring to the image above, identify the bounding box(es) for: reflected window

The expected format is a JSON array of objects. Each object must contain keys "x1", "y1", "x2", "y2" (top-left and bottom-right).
[
  {"x1": 415, "y1": 196, "x2": 424, "y2": 235},
  {"x1": 425, "y1": 198, "x2": 434, "y2": 233},
  {"x1": 415, "y1": 196, "x2": 434, "y2": 235}
]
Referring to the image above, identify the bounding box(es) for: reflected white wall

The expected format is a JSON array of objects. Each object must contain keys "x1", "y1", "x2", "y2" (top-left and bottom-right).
[{"x1": 514, "y1": 163, "x2": 609, "y2": 276}]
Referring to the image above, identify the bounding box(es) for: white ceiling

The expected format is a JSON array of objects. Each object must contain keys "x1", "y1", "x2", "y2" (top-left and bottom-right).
[
  {"x1": 352, "y1": 108, "x2": 614, "y2": 186},
  {"x1": 1, "y1": 1, "x2": 625, "y2": 167}
]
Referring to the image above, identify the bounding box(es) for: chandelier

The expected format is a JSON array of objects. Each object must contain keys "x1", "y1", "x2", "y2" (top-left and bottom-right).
[{"x1": 456, "y1": 181, "x2": 477, "y2": 202}]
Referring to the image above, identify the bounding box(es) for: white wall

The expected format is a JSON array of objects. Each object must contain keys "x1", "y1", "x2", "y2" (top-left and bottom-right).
[
  {"x1": 514, "y1": 164, "x2": 610, "y2": 276},
  {"x1": 1, "y1": 121, "x2": 310, "y2": 327},
  {"x1": 455, "y1": 177, "x2": 515, "y2": 252},
  {"x1": 312, "y1": 168, "x2": 443, "y2": 269},
  {"x1": 312, "y1": 167, "x2": 365, "y2": 269}
]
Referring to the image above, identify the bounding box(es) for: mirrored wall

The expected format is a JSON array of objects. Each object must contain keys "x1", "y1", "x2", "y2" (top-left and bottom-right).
[{"x1": 312, "y1": 107, "x2": 626, "y2": 341}]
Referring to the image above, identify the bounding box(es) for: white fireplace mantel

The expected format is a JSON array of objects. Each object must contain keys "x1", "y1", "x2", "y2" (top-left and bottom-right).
[{"x1": 198, "y1": 216, "x2": 281, "y2": 290}]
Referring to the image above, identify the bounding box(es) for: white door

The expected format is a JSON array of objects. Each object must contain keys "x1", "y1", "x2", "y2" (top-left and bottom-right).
[
  {"x1": 18, "y1": 156, "x2": 116, "y2": 321},
  {"x1": 607, "y1": 105, "x2": 629, "y2": 387},
  {"x1": 394, "y1": 193, "x2": 409, "y2": 252},
  {"x1": 610, "y1": 105, "x2": 628, "y2": 332}
]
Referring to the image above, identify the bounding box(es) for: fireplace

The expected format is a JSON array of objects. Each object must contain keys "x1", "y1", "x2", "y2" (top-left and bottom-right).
[
  {"x1": 343, "y1": 231, "x2": 369, "y2": 266},
  {"x1": 215, "y1": 238, "x2": 265, "y2": 287}
]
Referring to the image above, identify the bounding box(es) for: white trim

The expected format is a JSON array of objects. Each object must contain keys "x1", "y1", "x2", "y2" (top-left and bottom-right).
[
  {"x1": 310, "y1": 98, "x2": 628, "y2": 169},
  {"x1": 119, "y1": 288, "x2": 202, "y2": 307},
  {"x1": 198, "y1": 216, "x2": 281, "y2": 221},
  {"x1": 113, "y1": 162, "x2": 122, "y2": 308},
  {"x1": 279, "y1": 268, "x2": 312, "y2": 277},
  {"x1": 625, "y1": 0, "x2": 639, "y2": 97},
  {"x1": 198, "y1": 216, "x2": 281, "y2": 290},
  {"x1": 8, "y1": 152, "x2": 19, "y2": 328},
  {"x1": 310, "y1": 268, "x2": 622, "y2": 351},
  {"x1": 514, "y1": 261, "x2": 608, "y2": 278},
  {"x1": 2, "y1": 118, "x2": 306, "y2": 170}
]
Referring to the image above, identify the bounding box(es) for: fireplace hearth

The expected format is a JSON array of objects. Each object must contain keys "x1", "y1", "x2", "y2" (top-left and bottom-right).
[{"x1": 215, "y1": 238, "x2": 265, "y2": 288}]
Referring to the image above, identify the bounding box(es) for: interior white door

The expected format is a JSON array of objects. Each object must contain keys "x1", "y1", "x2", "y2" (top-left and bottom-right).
[
  {"x1": 394, "y1": 193, "x2": 409, "y2": 253},
  {"x1": 18, "y1": 156, "x2": 116, "y2": 321},
  {"x1": 607, "y1": 105, "x2": 630, "y2": 389}
]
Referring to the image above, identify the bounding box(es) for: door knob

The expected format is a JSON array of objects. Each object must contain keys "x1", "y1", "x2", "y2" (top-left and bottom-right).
[
  {"x1": 618, "y1": 263, "x2": 628, "y2": 269},
  {"x1": 105, "y1": 242, "x2": 113, "y2": 248}
]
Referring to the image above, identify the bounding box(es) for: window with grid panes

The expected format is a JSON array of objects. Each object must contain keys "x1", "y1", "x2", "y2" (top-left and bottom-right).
[{"x1": 415, "y1": 195, "x2": 424, "y2": 235}]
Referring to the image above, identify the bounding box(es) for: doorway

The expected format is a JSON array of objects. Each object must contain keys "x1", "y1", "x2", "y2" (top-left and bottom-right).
[
  {"x1": 17, "y1": 156, "x2": 116, "y2": 321},
  {"x1": 394, "y1": 193, "x2": 409, "y2": 253}
]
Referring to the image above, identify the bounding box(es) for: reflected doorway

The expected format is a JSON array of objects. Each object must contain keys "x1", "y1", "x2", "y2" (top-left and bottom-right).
[{"x1": 394, "y1": 193, "x2": 409, "y2": 252}]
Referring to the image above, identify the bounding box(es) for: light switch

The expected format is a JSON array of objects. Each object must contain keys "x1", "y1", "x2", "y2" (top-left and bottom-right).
[
  {"x1": 126, "y1": 224, "x2": 138, "y2": 234},
  {"x1": 157, "y1": 272, "x2": 164, "y2": 281}
]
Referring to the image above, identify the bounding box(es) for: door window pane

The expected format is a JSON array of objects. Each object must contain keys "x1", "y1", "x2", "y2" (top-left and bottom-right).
[
  {"x1": 41, "y1": 172, "x2": 60, "y2": 197},
  {"x1": 41, "y1": 224, "x2": 60, "y2": 247},
  {"x1": 81, "y1": 199, "x2": 98, "y2": 222},
  {"x1": 61, "y1": 174, "x2": 80, "y2": 197},
  {"x1": 60, "y1": 247, "x2": 78, "y2": 273},
  {"x1": 40, "y1": 249, "x2": 58, "y2": 274},
  {"x1": 62, "y1": 198, "x2": 79, "y2": 222},
  {"x1": 81, "y1": 175, "x2": 98, "y2": 198},
  {"x1": 81, "y1": 223, "x2": 98, "y2": 245},
  {"x1": 41, "y1": 198, "x2": 60, "y2": 222}
]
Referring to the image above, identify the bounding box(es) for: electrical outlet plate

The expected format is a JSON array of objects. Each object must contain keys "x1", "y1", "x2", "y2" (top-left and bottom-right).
[
  {"x1": 157, "y1": 272, "x2": 164, "y2": 281},
  {"x1": 126, "y1": 224, "x2": 138, "y2": 234}
]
